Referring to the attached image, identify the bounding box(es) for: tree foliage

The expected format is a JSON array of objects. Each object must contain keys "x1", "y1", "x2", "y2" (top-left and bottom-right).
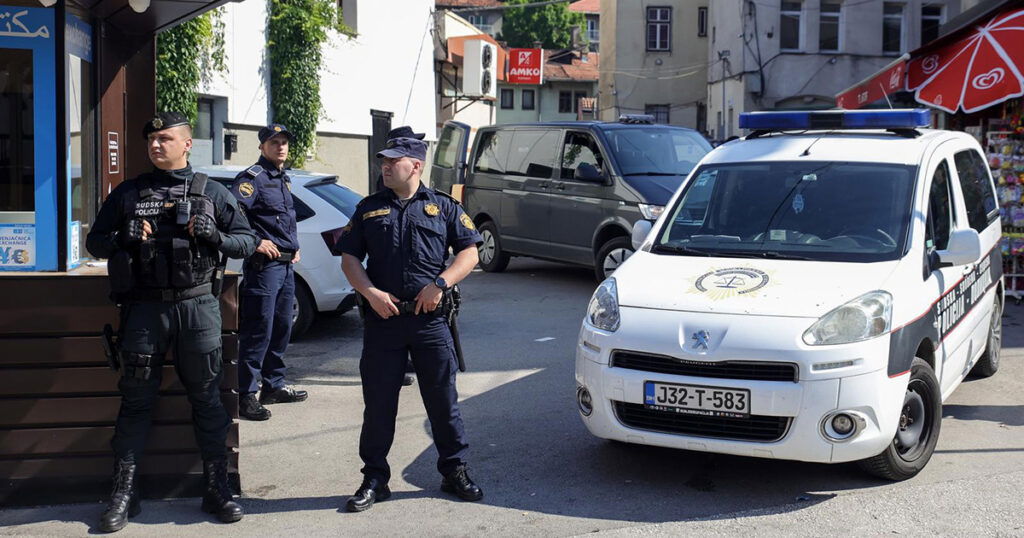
[
  {"x1": 498, "y1": 0, "x2": 586, "y2": 49},
  {"x1": 156, "y1": 10, "x2": 227, "y2": 124},
  {"x1": 268, "y1": 0, "x2": 354, "y2": 168}
]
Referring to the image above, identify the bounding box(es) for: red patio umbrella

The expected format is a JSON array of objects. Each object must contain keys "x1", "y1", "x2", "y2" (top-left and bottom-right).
[{"x1": 907, "y1": 7, "x2": 1024, "y2": 114}]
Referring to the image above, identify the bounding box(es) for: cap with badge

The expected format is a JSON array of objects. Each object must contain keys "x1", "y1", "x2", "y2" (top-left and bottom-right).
[
  {"x1": 376, "y1": 137, "x2": 427, "y2": 161},
  {"x1": 142, "y1": 111, "x2": 190, "y2": 139},
  {"x1": 258, "y1": 123, "x2": 295, "y2": 144},
  {"x1": 386, "y1": 125, "x2": 426, "y2": 140}
]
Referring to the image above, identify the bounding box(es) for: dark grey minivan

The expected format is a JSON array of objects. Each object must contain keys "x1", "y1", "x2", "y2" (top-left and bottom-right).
[{"x1": 431, "y1": 117, "x2": 712, "y2": 280}]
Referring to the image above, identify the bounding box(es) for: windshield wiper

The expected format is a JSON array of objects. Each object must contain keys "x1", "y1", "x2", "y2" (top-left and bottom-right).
[
  {"x1": 623, "y1": 171, "x2": 680, "y2": 176},
  {"x1": 718, "y1": 250, "x2": 810, "y2": 261},
  {"x1": 652, "y1": 244, "x2": 713, "y2": 256}
]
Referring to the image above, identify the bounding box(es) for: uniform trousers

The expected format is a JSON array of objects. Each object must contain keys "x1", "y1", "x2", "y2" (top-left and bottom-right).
[{"x1": 238, "y1": 260, "x2": 294, "y2": 394}]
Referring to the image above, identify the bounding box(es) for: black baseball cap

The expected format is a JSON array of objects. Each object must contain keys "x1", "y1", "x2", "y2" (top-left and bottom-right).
[
  {"x1": 376, "y1": 137, "x2": 427, "y2": 160},
  {"x1": 386, "y1": 125, "x2": 426, "y2": 140},
  {"x1": 142, "y1": 111, "x2": 190, "y2": 139},
  {"x1": 258, "y1": 123, "x2": 295, "y2": 144}
]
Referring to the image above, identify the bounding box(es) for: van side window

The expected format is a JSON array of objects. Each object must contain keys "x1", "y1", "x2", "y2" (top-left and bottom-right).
[
  {"x1": 561, "y1": 132, "x2": 605, "y2": 180},
  {"x1": 434, "y1": 126, "x2": 465, "y2": 170},
  {"x1": 474, "y1": 131, "x2": 509, "y2": 174},
  {"x1": 926, "y1": 160, "x2": 954, "y2": 252},
  {"x1": 506, "y1": 130, "x2": 560, "y2": 178},
  {"x1": 952, "y1": 149, "x2": 998, "y2": 232}
]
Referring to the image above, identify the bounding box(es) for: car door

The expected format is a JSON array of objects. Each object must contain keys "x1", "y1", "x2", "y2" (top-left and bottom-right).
[
  {"x1": 430, "y1": 121, "x2": 471, "y2": 197},
  {"x1": 499, "y1": 128, "x2": 560, "y2": 255},
  {"x1": 547, "y1": 130, "x2": 616, "y2": 265}
]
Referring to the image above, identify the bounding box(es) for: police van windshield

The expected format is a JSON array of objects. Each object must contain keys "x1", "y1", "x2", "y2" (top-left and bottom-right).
[
  {"x1": 604, "y1": 128, "x2": 711, "y2": 176},
  {"x1": 655, "y1": 162, "x2": 916, "y2": 263}
]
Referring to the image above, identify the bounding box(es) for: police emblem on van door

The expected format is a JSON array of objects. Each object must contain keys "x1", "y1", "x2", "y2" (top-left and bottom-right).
[{"x1": 692, "y1": 267, "x2": 770, "y2": 300}]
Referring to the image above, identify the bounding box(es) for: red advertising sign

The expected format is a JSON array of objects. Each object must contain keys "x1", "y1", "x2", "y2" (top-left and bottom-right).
[{"x1": 507, "y1": 48, "x2": 543, "y2": 85}]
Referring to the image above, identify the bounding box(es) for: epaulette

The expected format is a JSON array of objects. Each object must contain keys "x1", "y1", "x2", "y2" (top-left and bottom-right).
[
  {"x1": 245, "y1": 165, "x2": 263, "y2": 178},
  {"x1": 433, "y1": 189, "x2": 461, "y2": 205}
]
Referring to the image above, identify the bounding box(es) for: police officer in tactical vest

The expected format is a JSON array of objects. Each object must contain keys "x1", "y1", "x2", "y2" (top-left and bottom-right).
[
  {"x1": 230, "y1": 123, "x2": 308, "y2": 421},
  {"x1": 86, "y1": 112, "x2": 259, "y2": 532},
  {"x1": 339, "y1": 136, "x2": 484, "y2": 512}
]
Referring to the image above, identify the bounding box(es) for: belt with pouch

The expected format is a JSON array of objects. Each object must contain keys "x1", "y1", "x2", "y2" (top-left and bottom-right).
[
  {"x1": 276, "y1": 250, "x2": 296, "y2": 262},
  {"x1": 361, "y1": 299, "x2": 448, "y2": 318},
  {"x1": 126, "y1": 283, "x2": 213, "y2": 302}
]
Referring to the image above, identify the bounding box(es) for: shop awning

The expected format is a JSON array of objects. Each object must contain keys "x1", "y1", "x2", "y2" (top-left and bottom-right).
[
  {"x1": 836, "y1": 2, "x2": 1024, "y2": 113},
  {"x1": 77, "y1": 0, "x2": 240, "y2": 35}
]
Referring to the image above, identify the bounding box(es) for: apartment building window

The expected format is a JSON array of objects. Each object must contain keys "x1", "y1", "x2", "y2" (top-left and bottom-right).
[
  {"x1": 500, "y1": 88, "x2": 514, "y2": 110},
  {"x1": 819, "y1": 1, "x2": 841, "y2": 52},
  {"x1": 645, "y1": 104, "x2": 670, "y2": 124},
  {"x1": 522, "y1": 89, "x2": 535, "y2": 110},
  {"x1": 559, "y1": 91, "x2": 573, "y2": 113},
  {"x1": 587, "y1": 18, "x2": 599, "y2": 43},
  {"x1": 882, "y1": 2, "x2": 905, "y2": 55},
  {"x1": 780, "y1": 2, "x2": 802, "y2": 51},
  {"x1": 195, "y1": 98, "x2": 214, "y2": 140},
  {"x1": 646, "y1": 7, "x2": 672, "y2": 51},
  {"x1": 921, "y1": 4, "x2": 944, "y2": 45},
  {"x1": 698, "y1": 6, "x2": 708, "y2": 37}
]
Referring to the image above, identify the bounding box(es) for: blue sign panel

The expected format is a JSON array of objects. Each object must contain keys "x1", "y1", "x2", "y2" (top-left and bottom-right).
[{"x1": 66, "y1": 13, "x2": 91, "y2": 62}]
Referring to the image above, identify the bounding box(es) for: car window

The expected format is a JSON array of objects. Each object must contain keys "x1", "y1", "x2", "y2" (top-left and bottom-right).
[
  {"x1": 952, "y1": 149, "x2": 998, "y2": 233},
  {"x1": 657, "y1": 161, "x2": 916, "y2": 262},
  {"x1": 293, "y1": 196, "x2": 315, "y2": 222},
  {"x1": 506, "y1": 130, "x2": 559, "y2": 178},
  {"x1": 306, "y1": 181, "x2": 362, "y2": 219},
  {"x1": 473, "y1": 130, "x2": 510, "y2": 174},
  {"x1": 926, "y1": 160, "x2": 954, "y2": 252},
  {"x1": 434, "y1": 125, "x2": 466, "y2": 169},
  {"x1": 605, "y1": 127, "x2": 711, "y2": 176},
  {"x1": 560, "y1": 131, "x2": 605, "y2": 180}
]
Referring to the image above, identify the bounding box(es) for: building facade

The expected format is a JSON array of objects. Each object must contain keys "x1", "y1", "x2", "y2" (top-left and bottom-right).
[
  {"x1": 496, "y1": 49, "x2": 599, "y2": 124},
  {"x1": 706, "y1": 0, "x2": 966, "y2": 140},
  {"x1": 570, "y1": 0, "x2": 601, "y2": 52},
  {"x1": 435, "y1": 0, "x2": 503, "y2": 37},
  {"x1": 598, "y1": 0, "x2": 709, "y2": 129}
]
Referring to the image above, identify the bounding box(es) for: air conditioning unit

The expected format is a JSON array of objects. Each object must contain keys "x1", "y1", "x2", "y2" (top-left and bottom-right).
[{"x1": 463, "y1": 39, "x2": 496, "y2": 99}]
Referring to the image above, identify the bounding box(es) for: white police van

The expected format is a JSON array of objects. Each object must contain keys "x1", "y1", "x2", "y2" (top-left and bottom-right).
[{"x1": 575, "y1": 110, "x2": 1003, "y2": 480}]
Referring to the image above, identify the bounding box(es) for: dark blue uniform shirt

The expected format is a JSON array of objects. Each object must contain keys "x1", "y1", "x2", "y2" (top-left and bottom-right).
[
  {"x1": 337, "y1": 184, "x2": 482, "y2": 301},
  {"x1": 230, "y1": 156, "x2": 300, "y2": 251}
]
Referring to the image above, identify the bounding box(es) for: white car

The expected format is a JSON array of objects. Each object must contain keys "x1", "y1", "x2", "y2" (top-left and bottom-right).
[
  {"x1": 196, "y1": 166, "x2": 360, "y2": 339},
  {"x1": 576, "y1": 109, "x2": 1003, "y2": 480}
]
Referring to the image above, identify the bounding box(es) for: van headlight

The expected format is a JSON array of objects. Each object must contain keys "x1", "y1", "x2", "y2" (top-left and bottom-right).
[
  {"x1": 638, "y1": 204, "x2": 664, "y2": 220},
  {"x1": 587, "y1": 278, "x2": 621, "y2": 332},
  {"x1": 803, "y1": 291, "x2": 892, "y2": 346}
]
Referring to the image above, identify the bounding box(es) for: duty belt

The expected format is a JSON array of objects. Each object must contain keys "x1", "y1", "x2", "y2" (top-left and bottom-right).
[
  {"x1": 276, "y1": 250, "x2": 296, "y2": 262},
  {"x1": 127, "y1": 283, "x2": 213, "y2": 302}
]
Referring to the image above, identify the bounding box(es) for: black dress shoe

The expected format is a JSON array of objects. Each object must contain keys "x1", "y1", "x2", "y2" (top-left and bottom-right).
[
  {"x1": 239, "y1": 393, "x2": 271, "y2": 421},
  {"x1": 440, "y1": 465, "x2": 483, "y2": 502},
  {"x1": 259, "y1": 386, "x2": 308, "y2": 404},
  {"x1": 345, "y1": 478, "x2": 391, "y2": 512}
]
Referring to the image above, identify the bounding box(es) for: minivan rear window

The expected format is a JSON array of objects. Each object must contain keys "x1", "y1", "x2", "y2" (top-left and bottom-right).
[
  {"x1": 474, "y1": 130, "x2": 510, "y2": 174},
  {"x1": 605, "y1": 127, "x2": 711, "y2": 176}
]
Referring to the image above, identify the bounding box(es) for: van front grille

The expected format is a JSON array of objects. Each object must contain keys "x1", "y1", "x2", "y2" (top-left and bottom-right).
[{"x1": 611, "y1": 351, "x2": 798, "y2": 382}]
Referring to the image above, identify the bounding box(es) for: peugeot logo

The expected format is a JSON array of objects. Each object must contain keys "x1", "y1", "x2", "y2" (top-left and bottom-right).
[{"x1": 691, "y1": 330, "x2": 711, "y2": 352}]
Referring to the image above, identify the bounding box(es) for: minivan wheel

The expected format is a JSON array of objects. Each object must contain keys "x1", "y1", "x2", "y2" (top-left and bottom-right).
[
  {"x1": 970, "y1": 296, "x2": 1002, "y2": 378},
  {"x1": 290, "y1": 279, "x2": 315, "y2": 341},
  {"x1": 478, "y1": 221, "x2": 510, "y2": 273},
  {"x1": 857, "y1": 357, "x2": 941, "y2": 481},
  {"x1": 595, "y1": 237, "x2": 633, "y2": 281}
]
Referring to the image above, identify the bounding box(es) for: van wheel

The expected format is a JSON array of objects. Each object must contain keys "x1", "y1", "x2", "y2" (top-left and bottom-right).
[
  {"x1": 971, "y1": 297, "x2": 1002, "y2": 377},
  {"x1": 857, "y1": 357, "x2": 941, "y2": 481},
  {"x1": 478, "y1": 221, "x2": 510, "y2": 273},
  {"x1": 595, "y1": 237, "x2": 633, "y2": 281},
  {"x1": 290, "y1": 279, "x2": 315, "y2": 341}
]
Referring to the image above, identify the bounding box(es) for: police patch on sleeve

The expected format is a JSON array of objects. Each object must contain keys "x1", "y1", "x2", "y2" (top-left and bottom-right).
[
  {"x1": 425, "y1": 203, "x2": 440, "y2": 217},
  {"x1": 238, "y1": 182, "x2": 255, "y2": 198},
  {"x1": 460, "y1": 213, "x2": 475, "y2": 230}
]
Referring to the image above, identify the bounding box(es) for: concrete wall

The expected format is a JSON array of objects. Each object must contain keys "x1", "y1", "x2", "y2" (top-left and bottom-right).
[
  {"x1": 598, "y1": 0, "x2": 708, "y2": 128},
  {"x1": 496, "y1": 80, "x2": 598, "y2": 124}
]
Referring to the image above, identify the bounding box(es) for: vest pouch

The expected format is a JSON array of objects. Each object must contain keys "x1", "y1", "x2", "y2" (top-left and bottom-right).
[
  {"x1": 171, "y1": 237, "x2": 195, "y2": 288},
  {"x1": 138, "y1": 241, "x2": 156, "y2": 276},
  {"x1": 108, "y1": 249, "x2": 134, "y2": 297}
]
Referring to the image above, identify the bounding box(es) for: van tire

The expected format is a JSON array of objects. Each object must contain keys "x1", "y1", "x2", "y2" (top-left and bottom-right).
[
  {"x1": 595, "y1": 237, "x2": 633, "y2": 281},
  {"x1": 970, "y1": 296, "x2": 1002, "y2": 378},
  {"x1": 478, "y1": 221, "x2": 510, "y2": 273},
  {"x1": 290, "y1": 278, "x2": 316, "y2": 341},
  {"x1": 857, "y1": 357, "x2": 941, "y2": 481}
]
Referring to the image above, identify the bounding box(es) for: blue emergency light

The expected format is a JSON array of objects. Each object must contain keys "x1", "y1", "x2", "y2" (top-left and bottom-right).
[{"x1": 738, "y1": 109, "x2": 932, "y2": 131}]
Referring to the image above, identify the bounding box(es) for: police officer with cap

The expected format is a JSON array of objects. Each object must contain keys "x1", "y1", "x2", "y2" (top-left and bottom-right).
[
  {"x1": 339, "y1": 136, "x2": 484, "y2": 511},
  {"x1": 87, "y1": 112, "x2": 259, "y2": 532},
  {"x1": 230, "y1": 123, "x2": 309, "y2": 421}
]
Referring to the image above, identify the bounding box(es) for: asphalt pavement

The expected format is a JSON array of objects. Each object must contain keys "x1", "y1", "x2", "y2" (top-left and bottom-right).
[{"x1": 2, "y1": 258, "x2": 1023, "y2": 536}]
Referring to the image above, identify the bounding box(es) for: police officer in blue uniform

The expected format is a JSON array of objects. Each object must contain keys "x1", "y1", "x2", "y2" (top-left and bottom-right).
[
  {"x1": 87, "y1": 112, "x2": 259, "y2": 532},
  {"x1": 230, "y1": 123, "x2": 309, "y2": 421},
  {"x1": 339, "y1": 137, "x2": 484, "y2": 511}
]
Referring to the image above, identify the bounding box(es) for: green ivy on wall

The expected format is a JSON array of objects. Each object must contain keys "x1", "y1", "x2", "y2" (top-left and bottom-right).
[
  {"x1": 156, "y1": 9, "x2": 227, "y2": 125},
  {"x1": 268, "y1": 0, "x2": 354, "y2": 168}
]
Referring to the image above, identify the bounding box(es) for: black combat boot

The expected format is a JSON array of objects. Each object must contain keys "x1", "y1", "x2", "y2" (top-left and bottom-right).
[
  {"x1": 441, "y1": 465, "x2": 483, "y2": 502},
  {"x1": 98, "y1": 457, "x2": 141, "y2": 533},
  {"x1": 201, "y1": 459, "x2": 243, "y2": 523},
  {"x1": 345, "y1": 477, "x2": 391, "y2": 512},
  {"x1": 239, "y1": 393, "x2": 271, "y2": 421}
]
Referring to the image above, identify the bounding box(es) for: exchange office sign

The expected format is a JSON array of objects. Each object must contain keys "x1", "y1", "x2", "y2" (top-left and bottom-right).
[{"x1": 507, "y1": 48, "x2": 543, "y2": 85}]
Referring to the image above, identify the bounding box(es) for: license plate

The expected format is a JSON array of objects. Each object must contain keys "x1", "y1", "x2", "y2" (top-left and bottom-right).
[{"x1": 644, "y1": 381, "x2": 750, "y2": 418}]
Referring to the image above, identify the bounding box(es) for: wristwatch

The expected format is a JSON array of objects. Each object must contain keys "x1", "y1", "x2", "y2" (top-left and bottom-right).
[{"x1": 433, "y1": 276, "x2": 449, "y2": 291}]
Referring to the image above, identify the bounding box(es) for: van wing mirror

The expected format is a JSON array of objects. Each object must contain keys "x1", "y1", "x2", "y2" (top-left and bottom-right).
[
  {"x1": 576, "y1": 163, "x2": 604, "y2": 182},
  {"x1": 937, "y1": 228, "x2": 981, "y2": 267},
  {"x1": 632, "y1": 219, "x2": 653, "y2": 251}
]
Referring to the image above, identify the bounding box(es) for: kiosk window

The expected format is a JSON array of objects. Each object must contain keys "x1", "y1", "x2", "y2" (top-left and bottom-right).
[{"x1": 0, "y1": 48, "x2": 34, "y2": 212}]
